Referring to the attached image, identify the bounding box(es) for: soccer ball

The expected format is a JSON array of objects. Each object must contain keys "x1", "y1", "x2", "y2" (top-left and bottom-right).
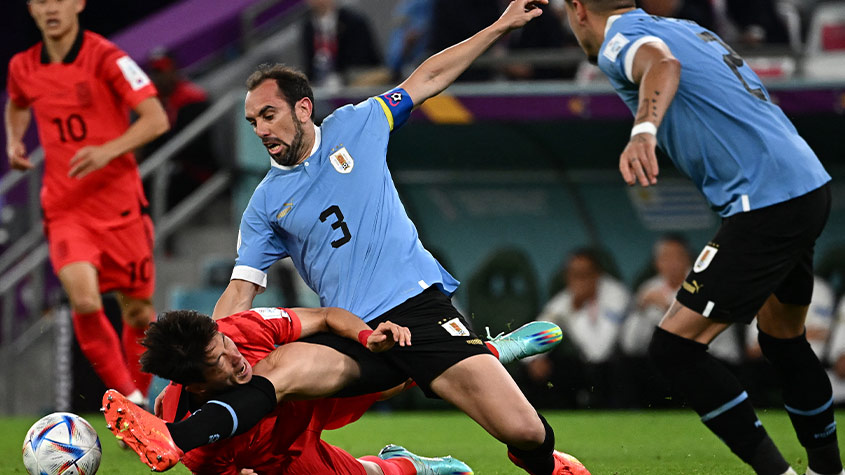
[{"x1": 22, "y1": 412, "x2": 102, "y2": 475}]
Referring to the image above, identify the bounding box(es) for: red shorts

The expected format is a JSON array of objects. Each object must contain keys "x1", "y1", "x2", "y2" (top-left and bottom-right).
[
  {"x1": 284, "y1": 438, "x2": 367, "y2": 475},
  {"x1": 45, "y1": 215, "x2": 155, "y2": 299}
]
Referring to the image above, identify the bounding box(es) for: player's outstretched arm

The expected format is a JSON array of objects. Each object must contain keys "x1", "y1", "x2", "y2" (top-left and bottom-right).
[
  {"x1": 398, "y1": 0, "x2": 546, "y2": 107},
  {"x1": 69, "y1": 96, "x2": 169, "y2": 178},
  {"x1": 295, "y1": 306, "x2": 411, "y2": 351},
  {"x1": 4, "y1": 100, "x2": 34, "y2": 171},
  {"x1": 619, "y1": 42, "x2": 680, "y2": 187},
  {"x1": 212, "y1": 279, "x2": 263, "y2": 319}
]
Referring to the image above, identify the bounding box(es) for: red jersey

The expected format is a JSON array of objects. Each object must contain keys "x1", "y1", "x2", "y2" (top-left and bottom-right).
[
  {"x1": 6, "y1": 30, "x2": 158, "y2": 227},
  {"x1": 160, "y1": 308, "x2": 378, "y2": 475}
]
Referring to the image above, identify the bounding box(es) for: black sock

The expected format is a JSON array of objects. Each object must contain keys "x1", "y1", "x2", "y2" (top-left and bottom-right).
[
  {"x1": 649, "y1": 327, "x2": 789, "y2": 475},
  {"x1": 507, "y1": 413, "x2": 555, "y2": 475},
  {"x1": 758, "y1": 329, "x2": 842, "y2": 474},
  {"x1": 166, "y1": 375, "x2": 277, "y2": 452}
]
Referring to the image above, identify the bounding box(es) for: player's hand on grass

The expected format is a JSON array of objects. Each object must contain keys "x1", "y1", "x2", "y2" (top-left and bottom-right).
[
  {"x1": 366, "y1": 321, "x2": 411, "y2": 352},
  {"x1": 69, "y1": 144, "x2": 114, "y2": 178},
  {"x1": 7, "y1": 141, "x2": 33, "y2": 171},
  {"x1": 497, "y1": 0, "x2": 548, "y2": 32},
  {"x1": 620, "y1": 133, "x2": 659, "y2": 187},
  {"x1": 153, "y1": 387, "x2": 167, "y2": 418}
]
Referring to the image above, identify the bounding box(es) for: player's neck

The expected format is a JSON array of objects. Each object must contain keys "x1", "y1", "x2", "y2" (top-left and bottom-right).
[
  {"x1": 42, "y1": 23, "x2": 80, "y2": 63},
  {"x1": 599, "y1": 7, "x2": 637, "y2": 40}
]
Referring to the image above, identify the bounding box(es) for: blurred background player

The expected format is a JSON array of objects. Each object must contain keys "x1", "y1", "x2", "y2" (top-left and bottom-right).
[
  {"x1": 5, "y1": 0, "x2": 169, "y2": 405},
  {"x1": 562, "y1": 0, "x2": 840, "y2": 474}
]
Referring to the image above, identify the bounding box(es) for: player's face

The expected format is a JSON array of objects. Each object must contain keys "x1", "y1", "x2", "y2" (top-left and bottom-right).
[
  {"x1": 28, "y1": 0, "x2": 83, "y2": 41},
  {"x1": 200, "y1": 332, "x2": 253, "y2": 391},
  {"x1": 245, "y1": 79, "x2": 308, "y2": 167}
]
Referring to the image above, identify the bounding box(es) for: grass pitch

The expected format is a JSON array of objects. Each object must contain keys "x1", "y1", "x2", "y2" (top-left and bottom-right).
[{"x1": 2, "y1": 409, "x2": 839, "y2": 474}]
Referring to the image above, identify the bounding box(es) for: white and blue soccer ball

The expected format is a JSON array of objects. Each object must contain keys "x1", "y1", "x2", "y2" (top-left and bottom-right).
[{"x1": 22, "y1": 412, "x2": 102, "y2": 475}]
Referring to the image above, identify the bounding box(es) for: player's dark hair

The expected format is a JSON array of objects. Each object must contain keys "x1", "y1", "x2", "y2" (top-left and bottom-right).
[
  {"x1": 140, "y1": 310, "x2": 219, "y2": 385},
  {"x1": 564, "y1": 0, "x2": 636, "y2": 12},
  {"x1": 246, "y1": 63, "x2": 315, "y2": 119}
]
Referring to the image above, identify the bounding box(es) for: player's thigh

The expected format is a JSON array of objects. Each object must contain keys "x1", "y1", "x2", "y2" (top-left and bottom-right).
[
  {"x1": 658, "y1": 300, "x2": 731, "y2": 344},
  {"x1": 757, "y1": 294, "x2": 810, "y2": 338},
  {"x1": 430, "y1": 353, "x2": 545, "y2": 445},
  {"x1": 676, "y1": 188, "x2": 828, "y2": 325},
  {"x1": 99, "y1": 215, "x2": 155, "y2": 298},
  {"x1": 56, "y1": 261, "x2": 102, "y2": 312},
  {"x1": 297, "y1": 333, "x2": 407, "y2": 396},
  {"x1": 254, "y1": 342, "x2": 364, "y2": 399},
  {"x1": 367, "y1": 288, "x2": 493, "y2": 398}
]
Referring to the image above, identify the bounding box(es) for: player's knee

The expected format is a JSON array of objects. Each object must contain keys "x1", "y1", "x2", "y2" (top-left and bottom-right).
[
  {"x1": 69, "y1": 295, "x2": 102, "y2": 314},
  {"x1": 501, "y1": 414, "x2": 547, "y2": 447},
  {"x1": 121, "y1": 300, "x2": 154, "y2": 328},
  {"x1": 648, "y1": 326, "x2": 707, "y2": 374}
]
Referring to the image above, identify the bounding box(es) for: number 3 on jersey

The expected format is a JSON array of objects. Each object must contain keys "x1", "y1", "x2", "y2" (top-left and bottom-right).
[{"x1": 320, "y1": 205, "x2": 352, "y2": 248}]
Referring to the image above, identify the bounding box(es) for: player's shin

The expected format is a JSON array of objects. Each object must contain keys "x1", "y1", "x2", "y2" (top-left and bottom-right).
[
  {"x1": 649, "y1": 327, "x2": 791, "y2": 475},
  {"x1": 73, "y1": 309, "x2": 137, "y2": 395},
  {"x1": 166, "y1": 375, "x2": 277, "y2": 452},
  {"x1": 758, "y1": 329, "x2": 842, "y2": 475}
]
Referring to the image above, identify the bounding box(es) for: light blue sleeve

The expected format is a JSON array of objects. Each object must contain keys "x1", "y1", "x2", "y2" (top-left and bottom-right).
[{"x1": 234, "y1": 188, "x2": 288, "y2": 274}]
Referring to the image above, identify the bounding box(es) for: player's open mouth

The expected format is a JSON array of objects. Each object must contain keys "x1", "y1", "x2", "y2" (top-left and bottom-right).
[
  {"x1": 46, "y1": 19, "x2": 60, "y2": 28},
  {"x1": 264, "y1": 142, "x2": 283, "y2": 154}
]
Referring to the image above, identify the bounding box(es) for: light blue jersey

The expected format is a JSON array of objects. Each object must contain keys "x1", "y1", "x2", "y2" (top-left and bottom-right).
[
  {"x1": 233, "y1": 89, "x2": 459, "y2": 322},
  {"x1": 598, "y1": 9, "x2": 830, "y2": 217}
]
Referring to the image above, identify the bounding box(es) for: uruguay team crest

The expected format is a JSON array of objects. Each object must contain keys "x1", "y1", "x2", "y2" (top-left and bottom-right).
[
  {"x1": 693, "y1": 244, "x2": 719, "y2": 273},
  {"x1": 330, "y1": 147, "x2": 354, "y2": 174},
  {"x1": 441, "y1": 318, "x2": 470, "y2": 337}
]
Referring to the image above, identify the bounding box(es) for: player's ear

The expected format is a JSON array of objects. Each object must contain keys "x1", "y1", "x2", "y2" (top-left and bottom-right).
[
  {"x1": 294, "y1": 97, "x2": 313, "y2": 123},
  {"x1": 76, "y1": 0, "x2": 86, "y2": 15}
]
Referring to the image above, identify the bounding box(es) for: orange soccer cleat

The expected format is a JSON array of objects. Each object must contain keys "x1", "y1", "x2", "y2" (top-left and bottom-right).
[
  {"x1": 101, "y1": 389, "x2": 183, "y2": 471},
  {"x1": 552, "y1": 450, "x2": 591, "y2": 475}
]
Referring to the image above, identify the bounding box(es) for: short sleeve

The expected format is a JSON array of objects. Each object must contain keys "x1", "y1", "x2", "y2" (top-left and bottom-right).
[
  {"x1": 246, "y1": 307, "x2": 303, "y2": 345},
  {"x1": 373, "y1": 87, "x2": 413, "y2": 131},
  {"x1": 6, "y1": 56, "x2": 30, "y2": 108},
  {"x1": 232, "y1": 190, "x2": 288, "y2": 287},
  {"x1": 599, "y1": 26, "x2": 665, "y2": 84},
  {"x1": 101, "y1": 48, "x2": 158, "y2": 109}
]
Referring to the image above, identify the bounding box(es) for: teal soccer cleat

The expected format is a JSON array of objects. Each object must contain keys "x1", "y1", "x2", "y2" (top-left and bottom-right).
[
  {"x1": 487, "y1": 321, "x2": 563, "y2": 364},
  {"x1": 378, "y1": 444, "x2": 473, "y2": 475}
]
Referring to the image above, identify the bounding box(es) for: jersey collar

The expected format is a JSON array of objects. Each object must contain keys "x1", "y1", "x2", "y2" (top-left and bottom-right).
[
  {"x1": 40, "y1": 28, "x2": 85, "y2": 65},
  {"x1": 604, "y1": 14, "x2": 621, "y2": 37},
  {"x1": 270, "y1": 123, "x2": 321, "y2": 170}
]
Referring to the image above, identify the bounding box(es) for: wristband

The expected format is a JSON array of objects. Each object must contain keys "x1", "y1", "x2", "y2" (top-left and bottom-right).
[
  {"x1": 630, "y1": 121, "x2": 657, "y2": 138},
  {"x1": 357, "y1": 329, "x2": 374, "y2": 347}
]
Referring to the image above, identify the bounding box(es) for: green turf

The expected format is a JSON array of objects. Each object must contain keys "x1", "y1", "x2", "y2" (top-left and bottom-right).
[{"x1": 3, "y1": 410, "x2": 842, "y2": 474}]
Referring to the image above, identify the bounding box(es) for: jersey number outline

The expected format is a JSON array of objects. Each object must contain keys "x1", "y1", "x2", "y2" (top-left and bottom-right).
[
  {"x1": 52, "y1": 114, "x2": 88, "y2": 142},
  {"x1": 697, "y1": 31, "x2": 767, "y2": 101},
  {"x1": 319, "y1": 205, "x2": 352, "y2": 248},
  {"x1": 128, "y1": 256, "x2": 152, "y2": 285}
]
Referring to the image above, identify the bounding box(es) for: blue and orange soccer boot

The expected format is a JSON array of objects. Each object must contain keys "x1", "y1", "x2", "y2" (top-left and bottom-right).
[
  {"x1": 101, "y1": 389, "x2": 183, "y2": 471},
  {"x1": 378, "y1": 444, "x2": 473, "y2": 475},
  {"x1": 487, "y1": 321, "x2": 563, "y2": 364}
]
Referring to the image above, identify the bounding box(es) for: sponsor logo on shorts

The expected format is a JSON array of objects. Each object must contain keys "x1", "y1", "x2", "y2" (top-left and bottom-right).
[
  {"x1": 276, "y1": 202, "x2": 294, "y2": 219},
  {"x1": 466, "y1": 338, "x2": 483, "y2": 345},
  {"x1": 682, "y1": 279, "x2": 704, "y2": 294},
  {"x1": 330, "y1": 147, "x2": 354, "y2": 174},
  {"x1": 693, "y1": 243, "x2": 719, "y2": 273},
  {"x1": 440, "y1": 317, "x2": 470, "y2": 337}
]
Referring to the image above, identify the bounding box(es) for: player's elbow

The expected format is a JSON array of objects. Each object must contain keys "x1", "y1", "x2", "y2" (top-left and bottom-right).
[{"x1": 151, "y1": 108, "x2": 170, "y2": 137}]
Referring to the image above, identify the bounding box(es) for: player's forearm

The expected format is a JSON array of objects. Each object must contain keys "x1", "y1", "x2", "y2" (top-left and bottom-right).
[
  {"x1": 633, "y1": 57, "x2": 680, "y2": 129},
  {"x1": 400, "y1": 21, "x2": 508, "y2": 105},
  {"x1": 100, "y1": 97, "x2": 169, "y2": 160},
  {"x1": 212, "y1": 280, "x2": 261, "y2": 320},
  {"x1": 4, "y1": 100, "x2": 31, "y2": 145},
  {"x1": 322, "y1": 307, "x2": 371, "y2": 342}
]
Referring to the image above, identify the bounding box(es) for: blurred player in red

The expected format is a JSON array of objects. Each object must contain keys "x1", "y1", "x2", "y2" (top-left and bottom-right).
[
  {"x1": 107, "y1": 306, "x2": 471, "y2": 474},
  {"x1": 5, "y1": 0, "x2": 169, "y2": 404}
]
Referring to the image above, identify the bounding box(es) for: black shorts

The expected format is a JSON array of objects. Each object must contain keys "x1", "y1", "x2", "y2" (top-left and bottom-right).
[
  {"x1": 676, "y1": 184, "x2": 831, "y2": 324},
  {"x1": 297, "y1": 333, "x2": 408, "y2": 397},
  {"x1": 368, "y1": 287, "x2": 493, "y2": 398}
]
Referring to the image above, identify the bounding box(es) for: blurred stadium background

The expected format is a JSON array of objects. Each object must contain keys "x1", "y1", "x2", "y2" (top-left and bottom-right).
[{"x1": 0, "y1": 0, "x2": 844, "y2": 469}]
